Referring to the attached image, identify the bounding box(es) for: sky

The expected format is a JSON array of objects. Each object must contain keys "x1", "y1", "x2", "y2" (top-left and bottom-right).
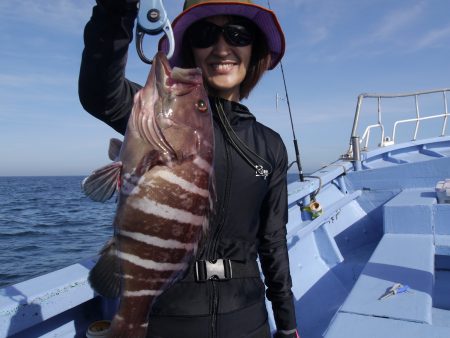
[{"x1": 1, "y1": 0, "x2": 450, "y2": 176}]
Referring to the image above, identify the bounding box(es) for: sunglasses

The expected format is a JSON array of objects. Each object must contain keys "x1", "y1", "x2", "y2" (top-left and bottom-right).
[{"x1": 187, "y1": 20, "x2": 255, "y2": 48}]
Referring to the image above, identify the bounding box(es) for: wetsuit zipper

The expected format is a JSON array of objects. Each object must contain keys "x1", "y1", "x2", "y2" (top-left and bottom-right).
[
  {"x1": 206, "y1": 109, "x2": 233, "y2": 338},
  {"x1": 210, "y1": 278, "x2": 219, "y2": 338}
]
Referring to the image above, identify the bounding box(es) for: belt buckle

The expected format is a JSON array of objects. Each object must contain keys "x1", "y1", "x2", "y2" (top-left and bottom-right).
[{"x1": 195, "y1": 259, "x2": 232, "y2": 282}]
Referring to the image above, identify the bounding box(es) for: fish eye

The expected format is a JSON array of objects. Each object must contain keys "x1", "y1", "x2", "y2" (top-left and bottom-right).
[{"x1": 196, "y1": 99, "x2": 208, "y2": 112}]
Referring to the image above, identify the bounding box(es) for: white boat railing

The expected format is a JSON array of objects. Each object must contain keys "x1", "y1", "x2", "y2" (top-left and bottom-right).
[{"x1": 346, "y1": 88, "x2": 450, "y2": 155}]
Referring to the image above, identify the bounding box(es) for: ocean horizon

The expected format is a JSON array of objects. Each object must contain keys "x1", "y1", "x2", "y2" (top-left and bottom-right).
[{"x1": 0, "y1": 173, "x2": 301, "y2": 288}]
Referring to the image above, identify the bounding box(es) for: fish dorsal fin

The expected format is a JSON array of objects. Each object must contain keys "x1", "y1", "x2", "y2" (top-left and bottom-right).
[
  {"x1": 108, "y1": 138, "x2": 122, "y2": 161},
  {"x1": 89, "y1": 238, "x2": 121, "y2": 298},
  {"x1": 82, "y1": 162, "x2": 122, "y2": 202}
]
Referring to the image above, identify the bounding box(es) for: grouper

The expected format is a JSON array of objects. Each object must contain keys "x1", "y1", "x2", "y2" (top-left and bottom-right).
[{"x1": 82, "y1": 51, "x2": 215, "y2": 337}]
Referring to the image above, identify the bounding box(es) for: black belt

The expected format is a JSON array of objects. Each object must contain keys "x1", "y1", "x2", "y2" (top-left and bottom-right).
[{"x1": 183, "y1": 259, "x2": 261, "y2": 282}]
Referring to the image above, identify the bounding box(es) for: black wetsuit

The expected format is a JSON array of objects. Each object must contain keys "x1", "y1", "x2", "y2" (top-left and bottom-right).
[{"x1": 79, "y1": 2, "x2": 297, "y2": 337}]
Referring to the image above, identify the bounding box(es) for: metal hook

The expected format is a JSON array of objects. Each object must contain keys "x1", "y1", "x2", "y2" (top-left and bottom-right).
[{"x1": 136, "y1": 0, "x2": 175, "y2": 64}]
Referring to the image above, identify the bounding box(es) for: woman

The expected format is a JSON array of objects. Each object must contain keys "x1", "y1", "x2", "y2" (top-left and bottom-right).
[{"x1": 79, "y1": 0, "x2": 299, "y2": 337}]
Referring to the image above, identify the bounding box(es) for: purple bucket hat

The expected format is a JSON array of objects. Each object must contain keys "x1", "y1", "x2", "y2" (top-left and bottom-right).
[{"x1": 158, "y1": 0, "x2": 285, "y2": 70}]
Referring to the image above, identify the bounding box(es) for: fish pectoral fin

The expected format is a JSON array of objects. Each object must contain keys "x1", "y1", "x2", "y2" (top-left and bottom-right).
[
  {"x1": 82, "y1": 162, "x2": 122, "y2": 202},
  {"x1": 108, "y1": 138, "x2": 123, "y2": 161},
  {"x1": 89, "y1": 238, "x2": 121, "y2": 298}
]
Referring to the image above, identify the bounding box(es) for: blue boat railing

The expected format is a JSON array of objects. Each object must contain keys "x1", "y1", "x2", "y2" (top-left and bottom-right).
[{"x1": 345, "y1": 88, "x2": 450, "y2": 157}]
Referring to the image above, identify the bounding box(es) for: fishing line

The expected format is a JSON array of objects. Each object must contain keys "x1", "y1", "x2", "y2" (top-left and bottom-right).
[{"x1": 266, "y1": 0, "x2": 305, "y2": 183}]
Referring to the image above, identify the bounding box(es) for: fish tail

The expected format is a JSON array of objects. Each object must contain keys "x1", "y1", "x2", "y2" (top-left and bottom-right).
[
  {"x1": 89, "y1": 238, "x2": 121, "y2": 298},
  {"x1": 108, "y1": 295, "x2": 155, "y2": 338}
]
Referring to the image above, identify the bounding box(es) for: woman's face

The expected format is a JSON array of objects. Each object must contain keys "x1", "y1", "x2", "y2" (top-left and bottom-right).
[{"x1": 191, "y1": 16, "x2": 252, "y2": 102}]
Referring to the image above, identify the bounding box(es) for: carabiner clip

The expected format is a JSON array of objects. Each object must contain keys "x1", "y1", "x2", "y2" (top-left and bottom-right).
[{"x1": 136, "y1": 0, "x2": 175, "y2": 64}]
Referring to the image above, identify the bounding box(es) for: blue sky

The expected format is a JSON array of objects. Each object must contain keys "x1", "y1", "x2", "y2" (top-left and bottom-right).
[{"x1": 1, "y1": 0, "x2": 449, "y2": 176}]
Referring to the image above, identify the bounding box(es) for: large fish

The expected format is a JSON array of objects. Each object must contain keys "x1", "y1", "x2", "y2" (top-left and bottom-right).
[{"x1": 82, "y1": 51, "x2": 214, "y2": 337}]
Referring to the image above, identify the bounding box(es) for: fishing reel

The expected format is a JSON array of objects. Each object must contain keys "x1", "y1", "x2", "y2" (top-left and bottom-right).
[{"x1": 136, "y1": 0, "x2": 174, "y2": 64}]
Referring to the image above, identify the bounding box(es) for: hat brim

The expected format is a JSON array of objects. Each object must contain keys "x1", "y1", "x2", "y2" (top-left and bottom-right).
[{"x1": 158, "y1": 2, "x2": 285, "y2": 70}]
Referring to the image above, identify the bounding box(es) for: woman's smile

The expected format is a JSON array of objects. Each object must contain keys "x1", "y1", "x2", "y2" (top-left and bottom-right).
[{"x1": 209, "y1": 61, "x2": 238, "y2": 74}]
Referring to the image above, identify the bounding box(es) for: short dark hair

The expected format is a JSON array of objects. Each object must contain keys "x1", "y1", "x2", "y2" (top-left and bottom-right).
[
  {"x1": 239, "y1": 23, "x2": 271, "y2": 100},
  {"x1": 181, "y1": 16, "x2": 271, "y2": 100}
]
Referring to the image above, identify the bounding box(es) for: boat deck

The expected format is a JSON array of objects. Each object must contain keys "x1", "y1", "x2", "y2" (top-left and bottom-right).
[{"x1": 323, "y1": 172, "x2": 450, "y2": 337}]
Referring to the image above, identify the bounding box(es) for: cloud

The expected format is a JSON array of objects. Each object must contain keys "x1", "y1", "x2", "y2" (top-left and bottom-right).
[
  {"x1": 265, "y1": 0, "x2": 346, "y2": 46},
  {"x1": 414, "y1": 25, "x2": 450, "y2": 50},
  {"x1": 356, "y1": 1, "x2": 450, "y2": 55},
  {"x1": 0, "y1": 0, "x2": 92, "y2": 35},
  {"x1": 296, "y1": 2, "x2": 342, "y2": 45},
  {"x1": 292, "y1": 0, "x2": 450, "y2": 63},
  {"x1": 370, "y1": 2, "x2": 425, "y2": 41}
]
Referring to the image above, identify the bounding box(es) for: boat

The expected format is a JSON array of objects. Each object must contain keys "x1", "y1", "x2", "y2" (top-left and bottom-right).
[{"x1": 1, "y1": 87, "x2": 449, "y2": 337}]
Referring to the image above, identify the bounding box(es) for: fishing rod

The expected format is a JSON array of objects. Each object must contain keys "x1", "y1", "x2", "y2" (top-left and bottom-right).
[{"x1": 267, "y1": 0, "x2": 305, "y2": 183}]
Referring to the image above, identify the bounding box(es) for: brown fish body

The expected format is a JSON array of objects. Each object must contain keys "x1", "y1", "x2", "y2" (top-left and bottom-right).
[{"x1": 82, "y1": 52, "x2": 214, "y2": 337}]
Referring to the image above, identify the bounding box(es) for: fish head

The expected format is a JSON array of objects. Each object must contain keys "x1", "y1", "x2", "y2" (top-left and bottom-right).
[{"x1": 152, "y1": 52, "x2": 213, "y2": 162}]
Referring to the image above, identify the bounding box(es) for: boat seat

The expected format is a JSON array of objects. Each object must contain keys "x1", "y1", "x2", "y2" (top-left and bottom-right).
[
  {"x1": 335, "y1": 233, "x2": 434, "y2": 324},
  {"x1": 383, "y1": 188, "x2": 437, "y2": 234},
  {"x1": 324, "y1": 233, "x2": 435, "y2": 337},
  {"x1": 324, "y1": 312, "x2": 450, "y2": 338},
  {"x1": 325, "y1": 189, "x2": 438, "y2": 337},
  {"x1": 434, "y1": 203, "x2": 450, "y2": 255}
]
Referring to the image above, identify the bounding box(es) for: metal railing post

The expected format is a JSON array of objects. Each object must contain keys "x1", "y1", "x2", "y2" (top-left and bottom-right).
[{"x1": 351, "y1": 136, "x2": 362, "y2": 171}]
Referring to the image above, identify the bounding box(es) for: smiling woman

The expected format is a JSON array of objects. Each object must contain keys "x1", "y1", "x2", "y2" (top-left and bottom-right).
[{"x1": 78, "y1": 0, "x2": 298, "y2": 337}]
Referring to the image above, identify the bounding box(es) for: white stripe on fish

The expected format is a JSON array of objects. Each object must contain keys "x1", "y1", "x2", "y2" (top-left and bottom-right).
[
  {"x1": 154, "y1": 170, "x2": 209, "y2": 197},
  {"x1": 129, "y1": 197, "x2": 205, "y2": 225},
  {"x1": 122, "y1": 274, "x2": 171, "y2": 283},
  {"x1": 193, "y1": 156, "x2": 212, "y2": 173},
  {"x1": 118, "y1": 251, "x2": 188, "y2": 271},
  {"x1": 123, "y1": 290, "x2": 164, "y2": 297},
  {"x1": 120, "y1": 230, "x2": 197, "y2": 250}
]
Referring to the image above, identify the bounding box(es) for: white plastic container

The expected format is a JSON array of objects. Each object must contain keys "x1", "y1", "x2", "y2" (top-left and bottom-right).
[{"x1": 436, "y1": 179, "x2": 450, "y2": 204}]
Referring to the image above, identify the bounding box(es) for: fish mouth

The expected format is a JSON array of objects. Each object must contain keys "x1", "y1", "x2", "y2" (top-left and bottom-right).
[
  {"x1": 154, "y1": 52, "x2": 203, "y2": 97},
  {"x1": 154, "y1": 51, "x2": 172, "y2": 97},
  {"x1": 148, "y1": 52, "x2": 176, "y2": 157}
]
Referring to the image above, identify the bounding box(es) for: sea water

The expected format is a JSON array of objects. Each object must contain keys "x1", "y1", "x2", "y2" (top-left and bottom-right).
[
  {"x1": 0, "y1": 174, "x2": 300, "y2": 288},
  {"x1": 0, "y1": 176, "x2": 115, "y2": 287}
]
